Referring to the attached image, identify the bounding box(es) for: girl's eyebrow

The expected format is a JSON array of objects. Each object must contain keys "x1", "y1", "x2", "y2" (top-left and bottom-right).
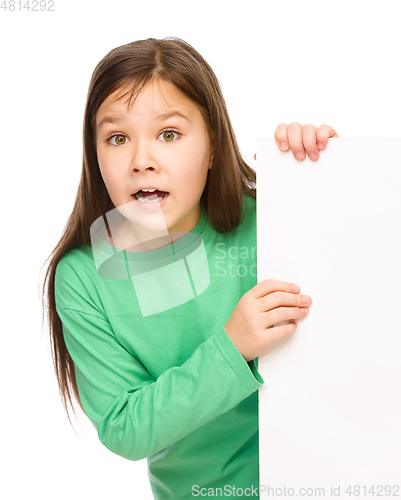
[
  {"x1": 97, "y1": 110, "x2": 190, "y2": 130},
  {"x1": 97, "y1": 115, "x2": 126, "y2": 130},
  {"x1": 154, "y1": 111, "x2": 190, "y2": 122}
]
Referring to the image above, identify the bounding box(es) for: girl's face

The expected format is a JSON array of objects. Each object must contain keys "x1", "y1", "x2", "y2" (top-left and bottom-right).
[{"x1": 95, "y1": 78, "x2": 213, "y2": 248}]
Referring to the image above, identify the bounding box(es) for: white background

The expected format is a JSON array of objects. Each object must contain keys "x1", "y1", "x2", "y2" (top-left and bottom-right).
[{"x1": 0, "y1": 0, "x2": 400, "y2": 498}]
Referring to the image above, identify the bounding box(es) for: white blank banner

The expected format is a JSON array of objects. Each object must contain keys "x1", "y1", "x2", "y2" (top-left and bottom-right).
[{"x1": 256, "y1": 138, "x2": 401, "y2": 498}]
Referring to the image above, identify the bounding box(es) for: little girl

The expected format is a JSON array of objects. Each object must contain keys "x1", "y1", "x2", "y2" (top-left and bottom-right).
[{"x1": 43, "y1": 37, "x2": 337, "y2": 499}]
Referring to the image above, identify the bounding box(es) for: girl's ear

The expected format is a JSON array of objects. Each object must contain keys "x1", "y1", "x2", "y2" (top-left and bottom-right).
[{"x1": 208, "y1": 139, "x2": 215, "y2": 170}]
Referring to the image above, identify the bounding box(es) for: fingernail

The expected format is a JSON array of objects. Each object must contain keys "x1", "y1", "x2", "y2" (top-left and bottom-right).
[
  {"x1": 295, "y1": 152, "x2": 304, "y2": 159},
  {"x1": 280, "y1": 143, "x2": 288, "y2": 150},
  {"x1": 292, "y1": 285, "x2": 299, "y2": 292},
  {"x1": 318, "y1": 143, "x2": 324, "y2": 149},
  {"x1": 309, "y1": 153, "x2": 318, "y2": 160}
]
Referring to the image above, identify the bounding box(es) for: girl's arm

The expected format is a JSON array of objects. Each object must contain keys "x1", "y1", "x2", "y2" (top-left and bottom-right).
[{"x1": 55, "y1": 257, "x2": 263, "y2": 461}]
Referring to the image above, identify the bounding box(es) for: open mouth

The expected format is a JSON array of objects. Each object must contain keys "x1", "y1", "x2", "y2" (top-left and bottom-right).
[{"x1": 132, "y1": 189, "x2": 169, "y2": 203}]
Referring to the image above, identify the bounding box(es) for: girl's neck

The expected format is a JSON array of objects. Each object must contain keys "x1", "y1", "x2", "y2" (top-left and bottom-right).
[{"x1": 101, "y1": 219, "x2": 182, "y2": 253}]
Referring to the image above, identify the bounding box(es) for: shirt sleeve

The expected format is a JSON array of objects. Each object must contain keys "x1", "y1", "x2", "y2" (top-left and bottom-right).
[{"x1": 55, "y1": 257, "x2": 264, "y2": 462}]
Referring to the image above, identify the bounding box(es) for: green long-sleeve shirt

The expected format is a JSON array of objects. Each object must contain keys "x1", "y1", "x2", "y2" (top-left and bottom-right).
[{"x1": 55, "y1": 192, "x2": 264, "y2": 499}]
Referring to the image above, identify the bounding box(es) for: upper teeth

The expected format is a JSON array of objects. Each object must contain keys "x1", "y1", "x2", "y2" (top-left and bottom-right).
[{"x1": 134, "y1": 189, "x2": 168, "y2": 203}]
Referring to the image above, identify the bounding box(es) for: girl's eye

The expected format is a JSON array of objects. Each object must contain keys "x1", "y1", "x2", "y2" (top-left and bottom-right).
[
  {"x1": 107, "y1": 131, "x2": 179, "y2": 145},
  {"x1": 158, "y1": 130, "x2": 180, "y2": 142},
  {"x1": 108, "y1": 134, "x2": 129, "y2": 146}
]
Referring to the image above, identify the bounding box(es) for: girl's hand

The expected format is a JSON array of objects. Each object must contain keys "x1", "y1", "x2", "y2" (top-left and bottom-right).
[
  {"x1": 254, "y1": 123, "x2": 339, "y2": 161},
  {"x1": 224, "y1": 279, "x2": 312, "y2": 362},
  {"x1": 275, "y1": 122, "x2": 339, "y2": 161}
]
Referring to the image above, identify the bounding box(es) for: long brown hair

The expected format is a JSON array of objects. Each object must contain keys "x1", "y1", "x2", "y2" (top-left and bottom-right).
[{"x1": 40, "y1": 36, "x2": 256, "y2": 429}]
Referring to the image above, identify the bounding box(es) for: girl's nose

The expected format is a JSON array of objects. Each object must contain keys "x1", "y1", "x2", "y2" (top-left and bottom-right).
[{"x1": 130, "y1": 141, "x2": 157, "y2": 172}]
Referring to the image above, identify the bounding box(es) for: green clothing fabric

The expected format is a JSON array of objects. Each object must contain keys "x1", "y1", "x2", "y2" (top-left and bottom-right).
[{"x1": 55, "y1": 192, "x2": 264, "y2": 499}]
